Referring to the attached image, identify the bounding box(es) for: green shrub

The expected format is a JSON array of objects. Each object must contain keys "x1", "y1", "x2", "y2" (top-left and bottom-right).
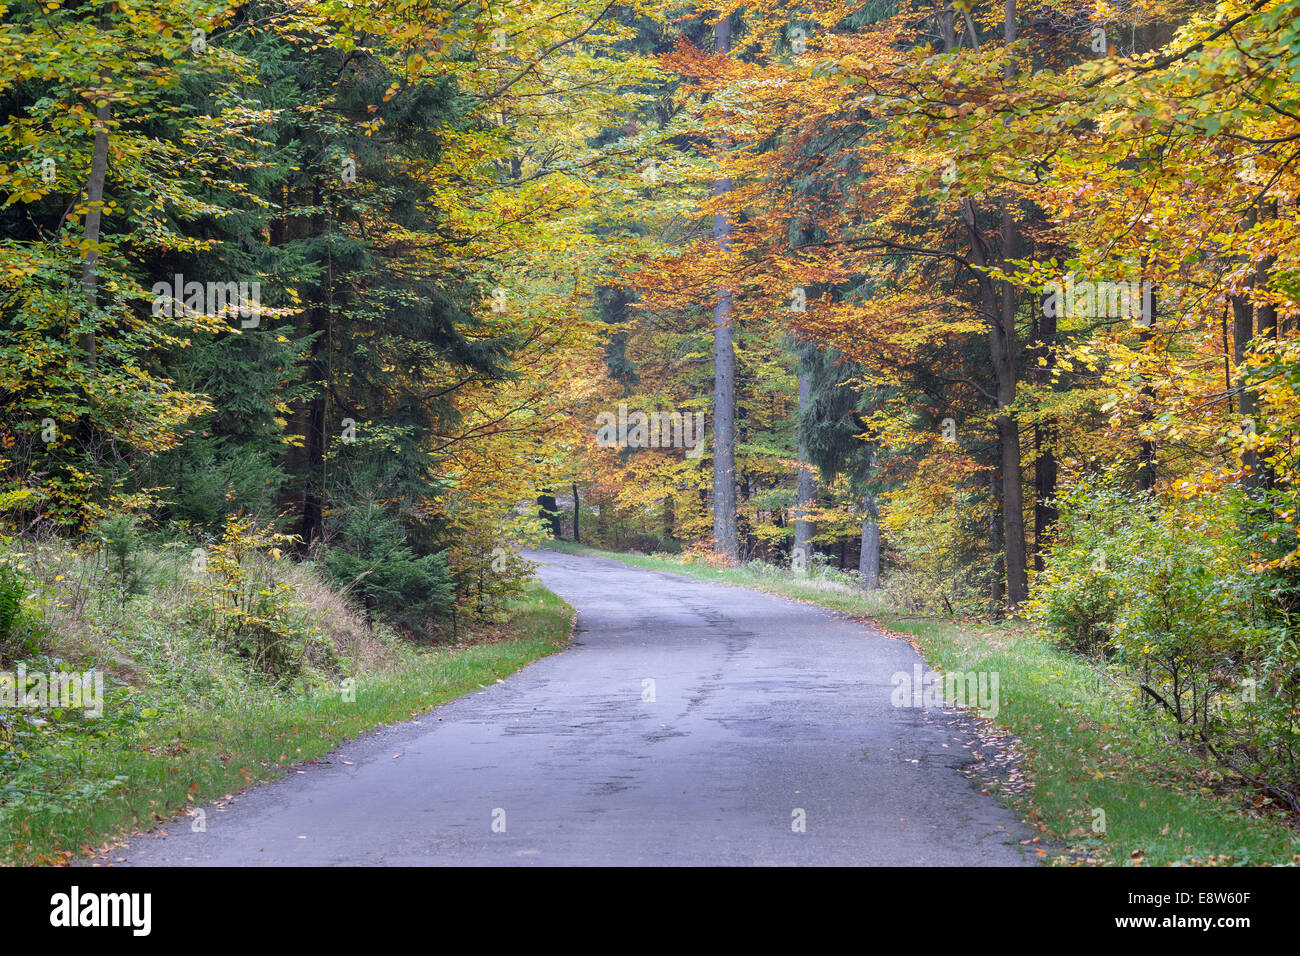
[
  {"x1": 158, "y1": 438, "x2": 287, "y2": 534},
  {"x1": 1025, "y1": 480, "x2": 1142, "y2": 653},
  {"x1": 189, "y1": 515, "x2": 327, "y2": 683},
  {"x1": 0, "y1": 558, "x2": 38, "y2": 663},
  {"x1": 324, "y1": 501, "x2": 454, "y2": 633},
  {"x1": 880, "y1": 480, "x2": 992, "y2": 615},
  {"x1": 1028, "y1": 476, "x2": 1300, "y2": 809},
  {"x1": 93, "y1": 514, "x2": 145, "y2": 600}
]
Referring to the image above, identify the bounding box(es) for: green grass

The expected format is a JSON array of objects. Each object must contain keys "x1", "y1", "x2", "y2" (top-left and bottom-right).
[
  {"x1": 0, "y1": 581, "x2": 572, "y2": 866},
  {"x1": 541, "y1": 540, "x2": 1300, "y2": 866}
]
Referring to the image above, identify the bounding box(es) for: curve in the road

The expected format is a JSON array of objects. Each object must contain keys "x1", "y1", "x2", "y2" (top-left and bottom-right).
[{"x1": 107, "y1": 549, "x2": 1036, "y2": 866}]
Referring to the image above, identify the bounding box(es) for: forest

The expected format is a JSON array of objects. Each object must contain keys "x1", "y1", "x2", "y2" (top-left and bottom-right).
[{"x1": 1, "y1": 0, "x2": 1299, "y2": 862}]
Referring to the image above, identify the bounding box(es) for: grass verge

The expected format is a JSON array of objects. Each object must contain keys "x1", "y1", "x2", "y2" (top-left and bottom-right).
[
  {"x1": 541, "y1": 540, "x2": 1300, "y2": 866},
  {"x1": 1, "y1": 581, "x2": 572, "y2": 866}
]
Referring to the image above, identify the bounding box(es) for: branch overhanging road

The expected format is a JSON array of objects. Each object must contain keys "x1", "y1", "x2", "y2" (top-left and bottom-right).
[{"x1": 110, "y1": 549, "x2": 1036, "y2": 866}]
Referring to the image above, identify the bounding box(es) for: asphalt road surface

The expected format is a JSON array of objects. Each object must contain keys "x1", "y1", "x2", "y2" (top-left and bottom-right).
[{"x1": 111, "y1": 549, "x2": 1035, "y2": 866}]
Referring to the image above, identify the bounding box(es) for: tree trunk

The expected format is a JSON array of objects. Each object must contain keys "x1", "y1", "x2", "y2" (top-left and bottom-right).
[
  {"x1": 951, "y1": 0, "x2": 1027, "y2": 609},
  {"x1": 1136, "y1": 287, "x2": 1158, "y2": 491},
  {"x1": 1230, "y1": 199, "x2": 1264, "y2": 493},
  {"x1": 860, "y1": 496, "x2": 880, "y2": 589},
  {"x1": 537, "y1": 490, "x2": 562, "y2": 538},
  {"x1": 571, "y1": 482, "x2": 580, "y2": 543},
  {"x1": 937, "y1": 7, "x2": 956, "y2": 51},
  {"x1": 1255, "y1": 244, "x2": 1278, "y2": 491},
  {"x1": 78, "y1": 99, "x2": 111, "y2": 366},
  {"x1": 793, "y1": 372, "x2": 815, "y2": 562},
  {"x1": 1033, "y1": 422, "x2": 1057, "y2": 570},
  {"x1": 710, "y1": 12, "x2": 739, "y2": 561},
  {"x1": 998, "y1": 0, "x2": 1027, "y2": 607},
  {"x1": 997, "y1": 400, "x2": 1028, "y2": 606},
  {"x1": 1232, "y1": 291, "x2": 1260, "y2": 491},
  {"x1": 989, "y1": 468, "x2": 1005, "y2": 616},
  {"x1": 1231, "y1": 209, "x2": 1278, "y2": 494},
  {"x1": 963, "y1": 199, "x2": 1027, "y2": 608},
  {"x1": 298, "y1": 191, "x2": 329, "y2": 549},
  {"x1": 1033, "y1": 291, "x2": 1058, "y2": 571}
]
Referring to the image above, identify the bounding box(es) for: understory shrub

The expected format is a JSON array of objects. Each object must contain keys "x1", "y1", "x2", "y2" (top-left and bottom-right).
[
  {"x1": 324, "y1": 501, "x2": 454, "y2": 634},
  {"x1": 188, "y1": 515, "x2": 329, "y2": 682},
  {"x1": 0, "y1": 555, "x2": 38, "y2": 663},
  {"x1": 1028, "y1": 476, "x2": 1300, "y2": 810}
]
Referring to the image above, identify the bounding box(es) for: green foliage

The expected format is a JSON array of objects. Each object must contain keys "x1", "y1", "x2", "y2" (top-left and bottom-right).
[
  {"x1": 323, "y1": 500, "x2": 454, "y2": 634},
  {"x1": 880, "y1": 472, "x2": 993, "y2": 615},
  {"x1": 189, "y1": 515, "x2": 328, "y2": 683},
  {"x1": 0, "y1": 556, "x2": 37, "y2": 663},
  {"x1": 1026, "y1": 480, "x2": 1139, "y2": 654},
  {"x1": 1029, "y1": 477, "x2": 1300, "y2": 809},
  {"x1": 92, "y1": 514, "x2": 145, "y2": 600},
  {"x1": 1029, "y1": 478, "x2": 1263, "y2": 674},
  {"x1": 0, "y1": 524, "x2": 572, "y2": 864}
]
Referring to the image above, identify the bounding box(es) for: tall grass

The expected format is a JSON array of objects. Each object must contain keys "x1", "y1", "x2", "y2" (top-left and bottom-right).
[{"x1": 0, "y1": 532, "x2": 573, "y2": 865}]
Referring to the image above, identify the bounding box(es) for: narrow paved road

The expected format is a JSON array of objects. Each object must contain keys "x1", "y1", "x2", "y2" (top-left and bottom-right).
[{"x1": 112, "y1": 550, "x2": 1034, "y2": 866}]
